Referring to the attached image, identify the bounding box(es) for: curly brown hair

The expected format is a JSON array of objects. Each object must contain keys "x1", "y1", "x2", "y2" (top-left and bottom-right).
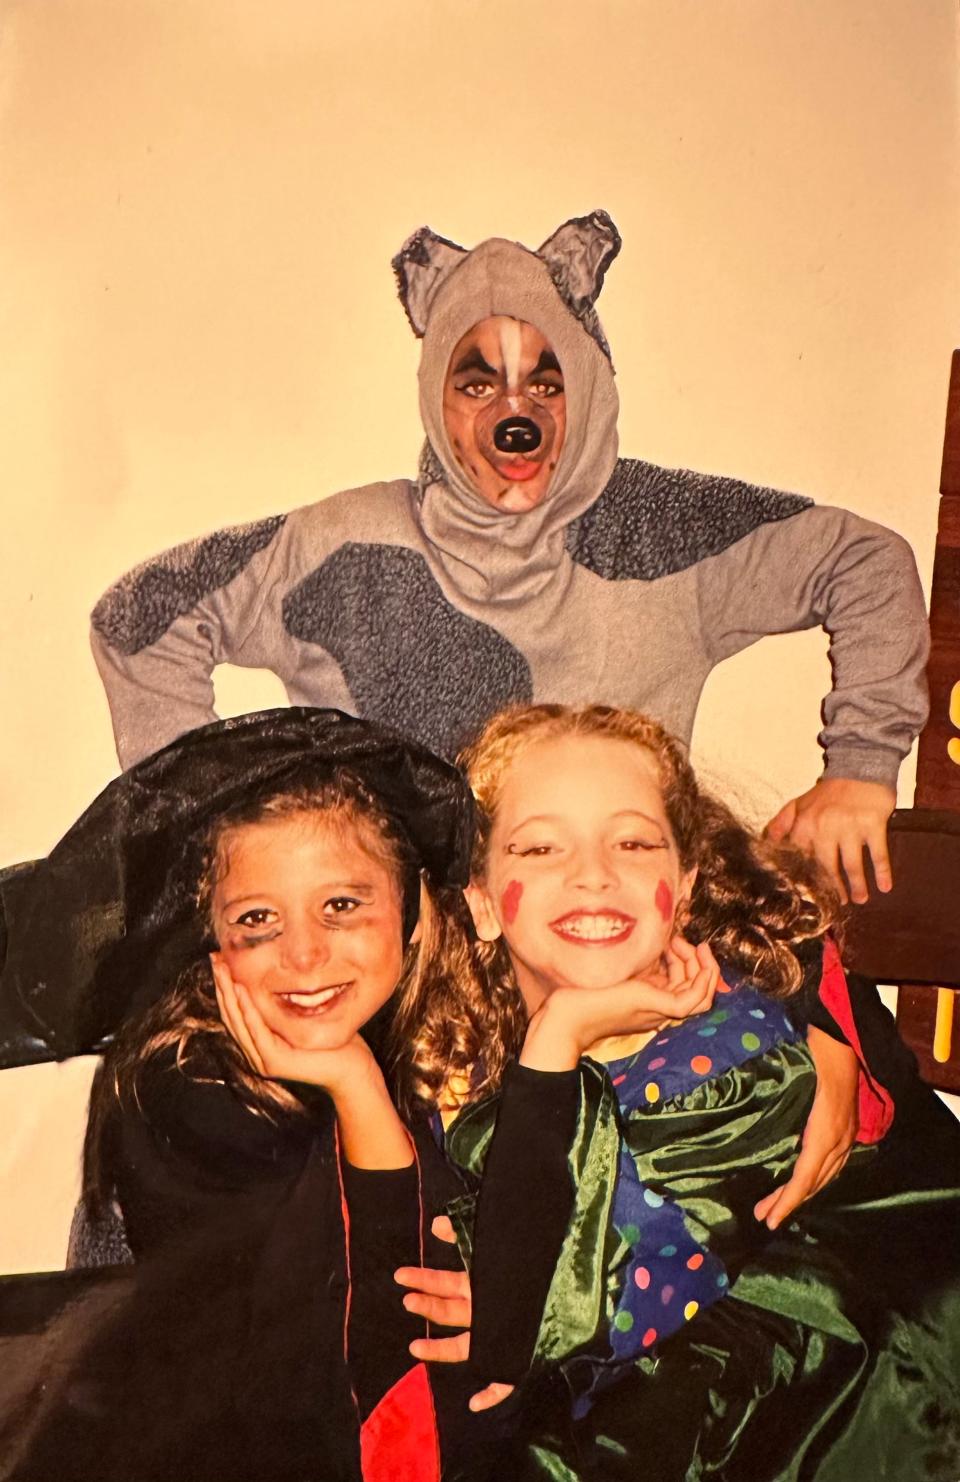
[
  {"x1": 84, "y1": 777, "x2": 426, "y2": 1217},
  {"x1": 393, "y1": 703, "x2": 842, "y2": 1113}
]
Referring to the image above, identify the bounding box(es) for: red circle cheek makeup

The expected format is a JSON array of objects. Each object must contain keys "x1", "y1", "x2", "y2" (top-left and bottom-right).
[
  {"x1": 654, "y1": 880, "x2": 674, "y2": 922},
  {"x1": 501, "y1": 880, "x2": 523, "y2": 925}
]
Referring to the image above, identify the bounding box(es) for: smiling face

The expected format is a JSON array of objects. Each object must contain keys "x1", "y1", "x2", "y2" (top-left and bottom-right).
[
  {"x1": 442, "y1": 315, "x2": 566, "y2": 513},
  {"x1": 209, "y1": 811, "x2": 406, "y2": 1051},
  {"x1": 466, "y1": 734, "x2": 697, "y2": 1015}
]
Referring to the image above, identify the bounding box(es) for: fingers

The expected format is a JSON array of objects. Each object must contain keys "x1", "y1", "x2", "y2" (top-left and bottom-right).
[
  {"x1": 430, "y1": 1214, "x2": 457, "y2": 1246},
  {"x1": 764, "y1": 799, "x2": 797, "y2": 844},
  {"x1": 864, "y1": 822, "x2": 893, "y2": 895},
  {"x1": 469, "y1": 1382, "x2": 516, "y2": 1413},
  {"x1": 753, "y1": 1140, "x2": 851, "y2": 1230},
  {"x1": 410, "y1": 1332, "x2": 470, "y2": 1364},
  {"x1": 765, "y1": 781, "x2": 895, "y2": 903},
  {"x1": 836, "y1": 833, "x2": 869, "y2": 906},
  {"x1": 814, "y1": 837, "x2": 849, "y2": 904},
  {"x1": 664, "y1": 936, "x2": 696, "y2": 990},
  {"x1": 211, "y1": 957, "x2": 265, "y2": 1075},
  {"x1": 402, "y1": 1291, "x2": 471, "y2": 1327},
  {"x1": 664, "y1": 939, "x2": 719, "y2": 1018},
  {"x1": 394, "y1": 1265, "x2": 471, "y2": 1300},
  {"x1": 395, "y1": 1262, "x2": 471, "y2": 1327}
]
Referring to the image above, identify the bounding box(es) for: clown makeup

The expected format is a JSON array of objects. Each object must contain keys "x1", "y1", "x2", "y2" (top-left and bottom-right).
[
  {"x1": 209, "y1": 811, "x2": 407, "y2": 1052},
  {"x1": 442, "y1": 316, "x2": 565, "y2": 513},
  {"x1": 466, "y1": 735, "x2": 697, "y2": 1016}
]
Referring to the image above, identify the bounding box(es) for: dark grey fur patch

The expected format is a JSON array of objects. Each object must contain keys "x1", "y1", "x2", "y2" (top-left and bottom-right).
[
  {"x1": 66, "y1": 1200, "x2": 134, "y2": 1269},
  {"x1": 565, "y1": 458, "x2": 812, "y2": 581},
  {"x1": 92, "y1": 516, "x2": 286, "y2": 656},
  {"x1": 283, "y1": 544, "x2": 532, "y2": 758}
]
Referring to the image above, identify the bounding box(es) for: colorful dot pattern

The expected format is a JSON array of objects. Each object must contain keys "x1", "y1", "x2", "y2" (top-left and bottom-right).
[
  {"x1": 608, "y1": 1146, "x2": 727, "y2": 1362},
  {"x1": 604, "y1": 972, "x2": 797, "y2": 1363},
  {"x1": 610, "y1": 976, "x2": 800, "y2": 1117}
]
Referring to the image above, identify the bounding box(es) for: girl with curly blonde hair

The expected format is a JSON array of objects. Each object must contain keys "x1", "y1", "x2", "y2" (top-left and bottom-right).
[{"x1": 394, "y1": 704, "x2": 960, "y2": 1481}]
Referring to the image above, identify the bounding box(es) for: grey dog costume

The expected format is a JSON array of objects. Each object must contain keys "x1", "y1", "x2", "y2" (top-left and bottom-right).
[{"x1": 92, "y1": 210, "x2": 927, "y2": 782}]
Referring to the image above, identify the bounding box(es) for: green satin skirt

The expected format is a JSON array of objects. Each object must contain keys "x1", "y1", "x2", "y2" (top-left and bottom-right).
[{"x1": 505, "y1": 1081, "x2": 960, "y2": 1481}]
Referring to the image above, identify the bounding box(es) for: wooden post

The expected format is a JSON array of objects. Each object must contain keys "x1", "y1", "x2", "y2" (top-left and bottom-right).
[{"x1": 896, "y1": 350, "x2": 960, "y2": 1091}]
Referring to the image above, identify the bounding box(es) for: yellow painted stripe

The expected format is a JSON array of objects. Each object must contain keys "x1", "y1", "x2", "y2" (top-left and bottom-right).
[
  {"x1": 950, "y1": 680, "x2": 960, "y2": 730},
  {"x1": 933, "y1": 988, "x2": 955, "y2": 1064}
]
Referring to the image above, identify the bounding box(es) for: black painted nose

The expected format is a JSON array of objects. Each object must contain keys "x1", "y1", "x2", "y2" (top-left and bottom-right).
[{"x1": 493, "y1": 417, "x2": 542, "y2": 454}]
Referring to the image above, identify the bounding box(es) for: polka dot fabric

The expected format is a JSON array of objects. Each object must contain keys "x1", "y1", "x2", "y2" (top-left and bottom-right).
[
  {"x1": 602, "y1": 972, "x2": 798, "y2": 1362},
  {"x1": 609, "y1": 975, "x2": 800, "y2": 1118},
  {"x1": 608, "y1": 1147, "x2": 727, "y2": 1362}
]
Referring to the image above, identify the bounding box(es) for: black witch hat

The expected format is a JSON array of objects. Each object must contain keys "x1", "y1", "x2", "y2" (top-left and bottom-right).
[{"x1": 0, "y1": 709, "x2": 474, "y2": 1068}]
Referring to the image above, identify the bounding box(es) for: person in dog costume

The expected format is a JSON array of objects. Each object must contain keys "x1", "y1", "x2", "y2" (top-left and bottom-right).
[{"x1": 90, "y1": 209, "x2": 928, "y2": 911}]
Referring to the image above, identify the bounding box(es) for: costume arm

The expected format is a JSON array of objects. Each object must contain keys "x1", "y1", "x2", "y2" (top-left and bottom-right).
[
  {"x1": 115, "y1": 1056, "x2": 325, "y2": 1255},
  {"x1": 90, "y1": 514, "x2": 291, "y2": 768},
  {"x1": 696, "y1": 505, "x2": 929, "y2": 786},
  {"x1": 444, "y1": 1062, "x2": 623, "y2": 1381},
  {"x1": 462, "y1": 1063, "x2": 580, "y2": 1383}
]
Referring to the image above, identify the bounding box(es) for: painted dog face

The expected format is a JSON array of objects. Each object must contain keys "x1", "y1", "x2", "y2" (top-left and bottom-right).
[{"x1": 442, "y1": 316, "x2": 566, "y2": 513}]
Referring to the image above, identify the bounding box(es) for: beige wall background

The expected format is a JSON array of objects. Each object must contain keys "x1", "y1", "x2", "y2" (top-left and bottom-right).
[{"x1": 1, "y1": 0, "x2": 957, "y2": 1270}]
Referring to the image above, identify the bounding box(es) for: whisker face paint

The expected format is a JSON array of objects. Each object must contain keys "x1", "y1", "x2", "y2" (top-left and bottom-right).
[
  {"x1": 654, "y1": 880, "x2": 673, "y2": 923},
  {"x1": 501, "y1": 879, "x2": 523, "y2": 925}
]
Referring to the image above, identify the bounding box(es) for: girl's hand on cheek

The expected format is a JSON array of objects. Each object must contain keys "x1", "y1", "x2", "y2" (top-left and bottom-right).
[
  {"x1": 210, "y1": 955, "x2": 375, "y2": 1093},
  {"x1": 664, "y1": 937, "x2": 720, "y2": 1017},
  {"x1": 520, "y1": 938, "x2": 719, "y2": 1070}
]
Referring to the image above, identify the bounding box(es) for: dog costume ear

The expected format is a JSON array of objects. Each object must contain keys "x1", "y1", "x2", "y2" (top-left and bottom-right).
[
  {"x1": 538, "y1": 210, "x2": 621, "y2": 314},
  {"x1": 393, "y1": 227, "x2": 469, "y2": 336}
]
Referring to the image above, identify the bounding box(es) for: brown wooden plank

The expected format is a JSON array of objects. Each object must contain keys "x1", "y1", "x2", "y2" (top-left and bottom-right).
[
  {"x1": 844, "y1": 811, "x2": 960, "y2": 981},
  {"x1": 941, "y1": 348, "x2": 960, "y2": 497},
  {"x1": 895, "y1": 354, "x2": 960, "y2": 1090},
  {"x1": 896, "y1": 987, "x2": 960, "y2": 1094}
]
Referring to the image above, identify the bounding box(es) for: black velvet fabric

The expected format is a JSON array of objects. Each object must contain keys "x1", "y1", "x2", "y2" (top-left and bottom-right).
[
  {"x1": 0, "y1": 1049, "x2": 505, "y2": 1482},
  {"x1": 0, "y1": 707, "x2": 474, "y2": 1068}
]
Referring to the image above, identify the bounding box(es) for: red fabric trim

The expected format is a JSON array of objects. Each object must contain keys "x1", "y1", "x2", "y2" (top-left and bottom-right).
[
  {"x1": 818, "y1": 938, "x2": 894, "y2": 1143},
  {"x1": 334, "y1": 1127, "x2": 360, "y2": 1415},
  {"x1": 360, "y1": 1362, "x2": 441, "y2": 1482}
]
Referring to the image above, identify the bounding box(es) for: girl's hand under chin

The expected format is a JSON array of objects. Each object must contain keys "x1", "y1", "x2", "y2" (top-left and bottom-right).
[
  {"x1": 211, "y1": 955, "x2": 376, "y2": 1094},
  {"x1": 520, "y1": 937, "x2": 720, "y2": 1072}
]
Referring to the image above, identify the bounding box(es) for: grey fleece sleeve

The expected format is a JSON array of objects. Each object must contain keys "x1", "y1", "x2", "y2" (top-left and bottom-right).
[
  {"x1": 90, "y1": 514, "x2": 293, "y2": 769},
  {"x1": 695, "y1": 505, "x2": 929, "y2": 787}
]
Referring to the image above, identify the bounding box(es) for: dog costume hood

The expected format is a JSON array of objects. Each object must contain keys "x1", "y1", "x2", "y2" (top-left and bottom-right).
[
  {"x1": 89, "y1": 210, "x2": 929, "y2": 792},
  {"x1": 394, "y1": 212, "x2": 621, "y2": 602}
]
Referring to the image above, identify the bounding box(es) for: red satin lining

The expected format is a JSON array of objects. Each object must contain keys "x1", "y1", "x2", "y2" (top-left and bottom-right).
[
  {"x1": 360, "y1": 1361, "x2": 441, "y2": 1482},
  {"x1": 819, "y1": 938, "x2": 894, "y2": 1143}
]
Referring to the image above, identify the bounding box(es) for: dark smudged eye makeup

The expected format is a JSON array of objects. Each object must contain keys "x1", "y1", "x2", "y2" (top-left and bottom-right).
[{"x1": 234, "y1": 908, "x2": 276, "y2": 928}]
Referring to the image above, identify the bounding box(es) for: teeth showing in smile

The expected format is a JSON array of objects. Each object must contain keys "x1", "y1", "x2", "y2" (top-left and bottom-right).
[
  {"x1": 281, "y1": 984, "x2": 348, "y2": 1009},
  {"x1": 553, "y1": 914, "x2": 632, "y2": 942}
]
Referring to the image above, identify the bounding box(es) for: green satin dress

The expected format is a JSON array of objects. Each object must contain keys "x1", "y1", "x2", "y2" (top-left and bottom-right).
[{"x1": 446, "y1": 969, "x2": 960, "y2": 1481}]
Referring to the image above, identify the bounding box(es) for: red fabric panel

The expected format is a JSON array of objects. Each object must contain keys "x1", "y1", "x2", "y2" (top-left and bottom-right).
[
  {"x1": 819, "y1": 938, "x2": 895, "y2": 1143},
  {"x1": 360, "y1": 1361, "x2": 440, "y2": 1482}
]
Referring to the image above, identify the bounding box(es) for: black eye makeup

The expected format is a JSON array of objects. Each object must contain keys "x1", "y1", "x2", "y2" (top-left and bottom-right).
[
  {"x1": 233, "y1": 907, "x2": 277, "y2": 929},
  {"x1": 456, "y1": 378, "x2": 497, "y2": 398},
  {"x1": 323, "y1": 896, "x2": 364, "y2": 915}
]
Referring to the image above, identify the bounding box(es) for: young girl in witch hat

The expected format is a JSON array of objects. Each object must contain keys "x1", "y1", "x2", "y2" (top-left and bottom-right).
[{"x1": 0, "y1": 707, "x2": 497, "y2": 1482}]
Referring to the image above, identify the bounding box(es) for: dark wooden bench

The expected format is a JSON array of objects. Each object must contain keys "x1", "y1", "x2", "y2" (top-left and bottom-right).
[{"x1": 846, "y1": 351, "x2": 960, "y2": 1092}]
